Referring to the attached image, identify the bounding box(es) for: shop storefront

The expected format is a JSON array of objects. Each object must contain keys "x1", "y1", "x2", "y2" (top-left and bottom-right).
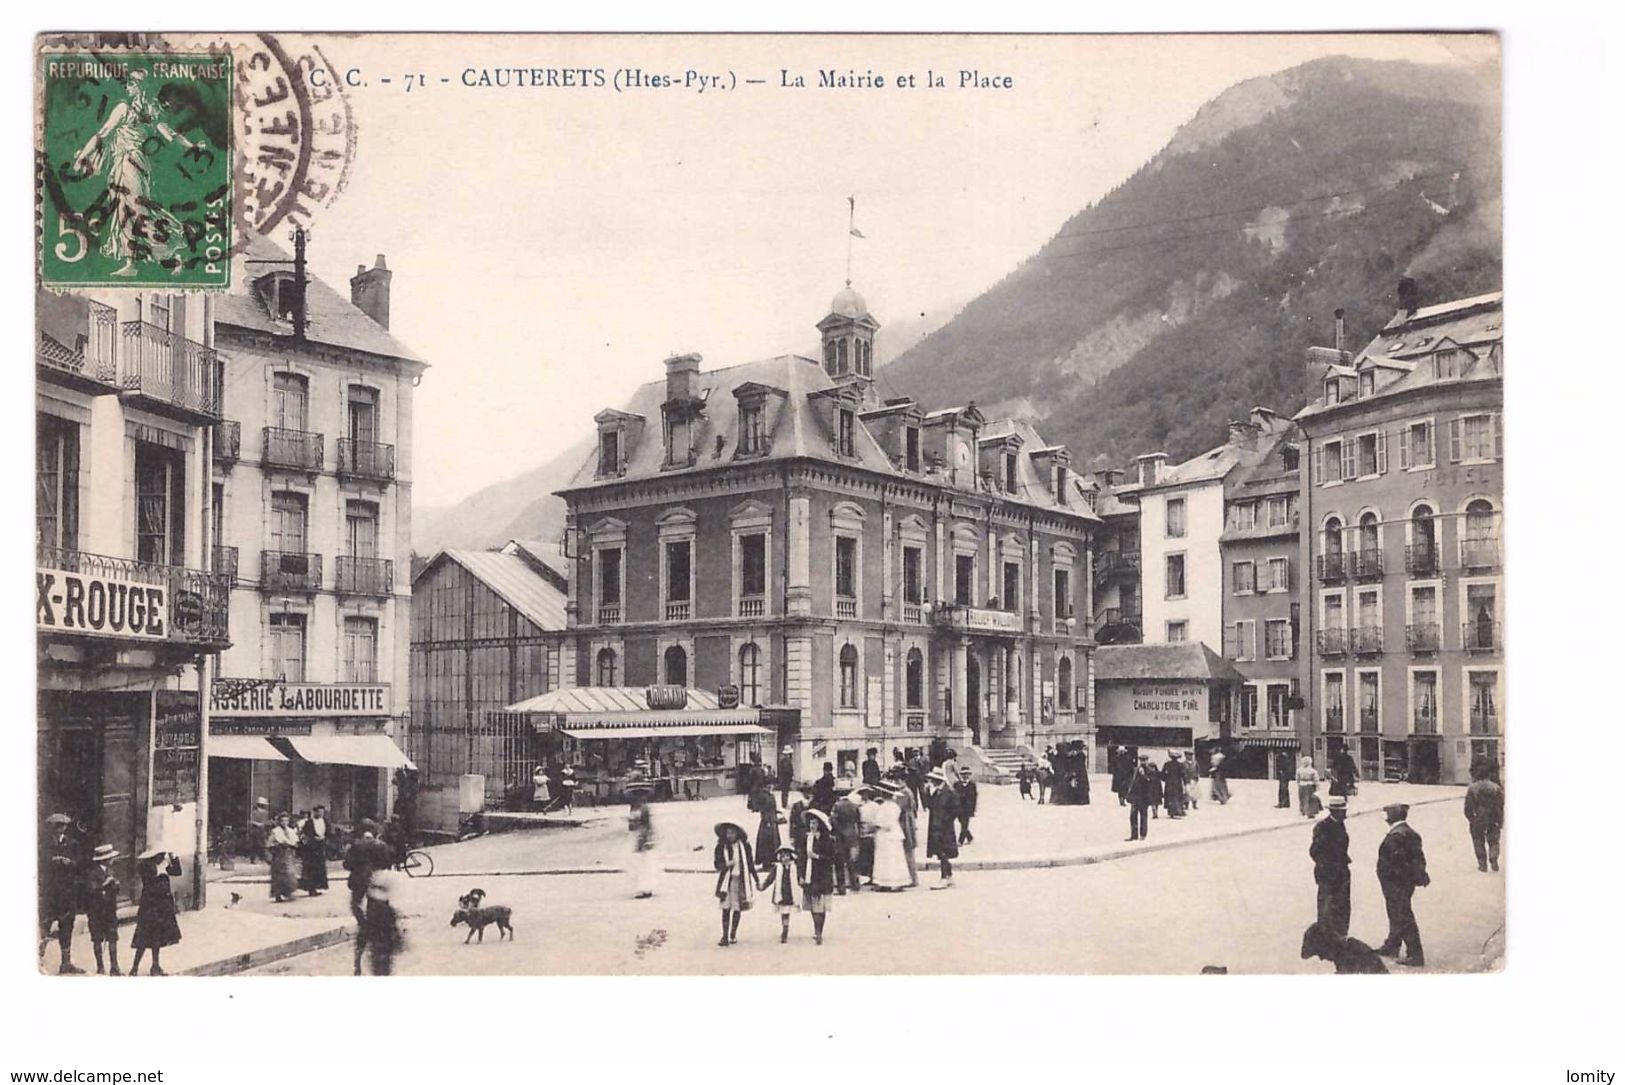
[
  {"x1": 504, "y1": 686, "x2": 771, "y2": 802},
  {"x1": 205, "y1": 679, "x2": 412, "y2": 847},
  {"x1": 1092, "y1": 644, "x2": 1244, "y2": 771}
]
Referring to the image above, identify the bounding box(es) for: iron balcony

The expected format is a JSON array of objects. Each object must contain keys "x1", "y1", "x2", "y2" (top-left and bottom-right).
[
  {"x1": 1462, "y1": 621, "x2": 1501, "y2": 653},
  {"x1": 1316, "y1": 554, "x2": 1348, "y2": 583},
  {"x1": 1316, "y1": 628, "x2": 1348, "y2": 656},
  {"x1": 1349, "y1": 549, "x2": 1384, "y2": 580},
  {"x1": 263, "y1": 427, "x2": 324, "y2": 472},
  {"x1": 1406, "y1": 623, "x2": 1441, "y2": 653},
  {"x1": 260, "y1": 550, "x2": 322, "y2": 593},
  {"x1": 1404, "y1": 544, "x2": 1438, "y2": 577},
  {"x1": 1094, "y1": 550, "x2": 1141, "y2": 581},
  {"x1": 1351, "y1": 626, "x2": 1384, "y2": 655},
  {"x1": 336, "y1": 438, "x2": 397, "y2": 482},
  {"x1": 335, "y1": 555, "x2": 394, "y2": 597},
  {"x1": 212, "y1": 544, "x2": 239, "y2": 586},
  {"x1": 1460, "y1": 537, "x2": 1501, "y2": 570},
  {"x1": 119, "y1": 320, "x2": 224, "y2": 422}
]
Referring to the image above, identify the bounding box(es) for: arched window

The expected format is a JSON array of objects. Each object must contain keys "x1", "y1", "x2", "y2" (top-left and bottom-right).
[
  {"x1": 1411, "y1": 504, "x2": 1436, "y2": 550},
  {"x1": 272, "y1": 371, "x2": 309, "y2": 430},
  {"x1": 837, "y1": 338, "x2": 849, "y2": 375},
  {"x1": 839, "y1": 643, "x2": 859, "y2": 709},
  {"x1": 663, "y1": 645, "x2": 687, "y2": 687},
  {"x1": 738, "y1": 643, "x2": 761, "y2": 706},
  {"x1": 1465, "y1": 499, "x2": 1496, "y2": 539},
  {"x1": 1358, "y1": 511, "x2": 1380, "y2": 554},
  {"x1": 905, "y1": 648, "x2": 924, "y2": 710},
  {"x1": 1323, "y1": 516, "x2": 1344, "y2": 556},
  {"x1": 596, "y1": 647, "x2": 617, "y2": 687},
  {"x1": 1058, "y1": 656, "x2": 1073, "y2": 710}
]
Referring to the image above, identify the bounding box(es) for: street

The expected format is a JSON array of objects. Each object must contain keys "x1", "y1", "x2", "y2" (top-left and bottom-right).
[{"x1": 244, "y1": 781, "x2": 1503, "y2": 976}]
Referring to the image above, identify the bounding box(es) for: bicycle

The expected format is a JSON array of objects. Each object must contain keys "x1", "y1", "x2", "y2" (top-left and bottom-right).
[{"x1": 398, "y1": 849, "x2": 434, "y2": 878}]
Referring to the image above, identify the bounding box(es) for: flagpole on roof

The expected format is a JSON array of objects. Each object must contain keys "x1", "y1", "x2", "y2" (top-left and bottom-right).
[{"x1": 846, "y1": 195, "x2": 854, "y2": 286}]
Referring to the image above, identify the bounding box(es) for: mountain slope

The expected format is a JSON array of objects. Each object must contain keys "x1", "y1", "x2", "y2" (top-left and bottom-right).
[
  {"x1": 413, "y1": 433, "x2": 592, "y2": 557},
  {"x1": 881, "y1": 55, "x2": 1502, "y2": 469}
]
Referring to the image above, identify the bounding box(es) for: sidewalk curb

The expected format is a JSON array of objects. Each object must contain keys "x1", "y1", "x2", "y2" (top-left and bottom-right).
[
  {"x1": 655, "y1": 795, "x2": 1457, "y2": 874},
  {"x1": 183, "y1": 925, "x2": 352, "y2": 977}
]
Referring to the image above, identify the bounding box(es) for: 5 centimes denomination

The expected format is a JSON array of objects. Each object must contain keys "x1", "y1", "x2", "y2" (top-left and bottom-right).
[{"x1": 38, "y1": 51, "x2": 233, "y2": 289}]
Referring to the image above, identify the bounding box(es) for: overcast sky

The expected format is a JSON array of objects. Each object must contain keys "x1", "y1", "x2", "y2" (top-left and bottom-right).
[{"x1": 286, "y1": 33, "x2": 1494, "y2": 509}]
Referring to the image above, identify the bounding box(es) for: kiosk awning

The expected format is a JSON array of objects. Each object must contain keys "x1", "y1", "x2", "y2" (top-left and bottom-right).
[
  {"x1": 208, "y1": 735, "x2": 290, "y2": 761},
  {"x1": 561, "y1": 723, "x2": 773, "y2": 740},
  {"x1": 284, "y1": 734, "x2": 416, "y2": 770}
]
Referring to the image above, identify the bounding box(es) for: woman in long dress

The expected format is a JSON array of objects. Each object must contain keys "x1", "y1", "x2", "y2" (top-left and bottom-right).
[
  {"x1": 867, "y1": 787, "x2": 911, "y2": 891},
  {"x1": 129, "y1": 848, "x2": 182, "y2": 976},
  {"x1": 266, "y1": 813, "x2": 300, "y2": 902}
]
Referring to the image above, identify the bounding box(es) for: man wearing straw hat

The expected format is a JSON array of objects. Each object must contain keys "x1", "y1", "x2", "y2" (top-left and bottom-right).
[
  {"x1": 38, "y1": 812, "x2": 84, "y2": 973},
  {"x1": 923, "y1": 767, "x2": 960, "y2": 889},
  {"x1": 1310, "y1": 795, "x2": 1352, "y2": 938}
]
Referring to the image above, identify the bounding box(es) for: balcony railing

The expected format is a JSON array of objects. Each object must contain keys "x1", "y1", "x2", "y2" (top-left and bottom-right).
[
  {"x1": 1349, "y1": 548, "x2": 1384, "y2": 580},
  {"x1": 260, "y1": 550, "x2": 322, "y2": 593},
  {"x1": 1460, "y1": 537, "x2": 1500, "y2": 570},
  {"x1": 1317, "y1": 628, "x2": 1348, "y2": 656},
  {"x1": 1413, "y1": 712, "x2": 1440, "y2": 736},
  {"x1": 1406, "y1": 622, "x2": 1441, "y2": 653},
  {"x1": 1470, "y1": 710, "x2": 1499, "y2": 736},
  {"x1": 1351, "y1": 626, "x2": 1384, "y2": 655},
  {"x1": 213, "y1": 420, "x2": 241, "y2": 468},
  {"x1": 1405, "y1": 544, "x2": 1438, "y2": 577},
  {"x1": 596, "y1": 604, "x2": 622, "y2": 624},
  {"x1": 901, "y1": 603, "x2": 923, "y2": 624},
  {"x1": 37, "y1": 544, "x2": 231, "y2": 648},
  {"x1": 1324, "y1": 709, "x2": 1345, "y2": 734},
  {"x1": 1359, "y1": 709, "x2": 1380, "y2": 733},
  {"x1": 738, "y1": 597, "x2": 765, "y2": 618},
  {"x1": 835, "y1": 598, "x2": 857, "y2": 620},
  {"x1": 38, "y1": 300, "x2": 119, "y2": 389},
  {"x1": 1095, "y1": 550, "x2": 1141, "y2": 580},
  {"x1": 336, "y1": 438, "x2": 397, "y2": 482},
  {"x1": 1316, "y1": 553, "x2": 1347, "y2": 583},
  {"x1": 665, "y1": 600, "x2": 691, "y2": 621},
  {"x1": 1462, "y1": 621, "x2": 1501, "y2": 653},
  {"x1": 263, "y1": 427, "x2": 324, "y2": 472},
  {"x1": 335, "y1": 555, "x2": 394, "y2": 597},
  {"x1": 211, "y1": 545, "x2": 239, "y2": 586},
  {"x1": 119, "y1": 320, "x2": 223, "y2": 420}
]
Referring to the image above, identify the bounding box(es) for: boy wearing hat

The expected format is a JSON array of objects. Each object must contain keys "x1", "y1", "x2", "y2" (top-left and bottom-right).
[
  {"x1": 1309, "y1": 795, "x2": 1352, "y2": 938},
  {"x1": 84, "y1": 844, "x2": 123, "y2": 975},
  {"x1": 1375, "y1": 803, "x2": 1430, "y2": 967},
  {"x1": 955, "y1": 767, "x2": 978, "y2": 846}
]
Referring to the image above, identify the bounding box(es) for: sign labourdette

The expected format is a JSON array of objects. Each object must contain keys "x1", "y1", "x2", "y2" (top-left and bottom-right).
[{"x1": 210, "y1": 680, "x2": 392, "y2": 718}]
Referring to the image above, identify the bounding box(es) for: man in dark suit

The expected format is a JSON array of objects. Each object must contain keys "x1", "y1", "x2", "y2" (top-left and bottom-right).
[
  {"x1": 1125, "y1": 755, "x2": 1154, "y2": 841},
  {"x1": 1310, "y1": 794, "x2": 1352, "y2": 937},
  {"x1": 923, "y1": 768, "x2": 960, "y2": 889},
  {"x1": 861, "y1": 748, "x2": 882, "y2": 787},
  {"x1": 38, "y1": 813, "x2": 84, "y2": 974},
  {"x1": 1110, "y1": 746, "x2": 1134, "y2": 806},
  {"x1": 776, "y1": 746, "x2": 796, "y2": 808},
  {"x1": 811, "y1": 761, "x2": 837, "y2": 812},
  {"x1": 343, "y1": 819, "x2": 395, "y2": 976},
  {"x1": 954, "y1": 767, "x2": 978, "y2": 845},
  {"x1": 1376, "y1": 803, "x2": 1431, "y2": 966}
]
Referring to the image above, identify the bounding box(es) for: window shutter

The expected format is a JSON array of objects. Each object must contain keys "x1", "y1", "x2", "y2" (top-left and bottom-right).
[
  {"x1": 1246, "y1": 620, "x2": 1257, "y2": 661},
  {"x1": 1493, "y1": 413, "x2": 1503, "y2": 459},
  {"x1": 1398, "y1": 428, "x2": 1410, "y2": 470},
  {"x1": 1376, "y1": 430, "x2": 1389, "y2": 475},
  {"x1": 1312, "y1": 446, "x2": 1324, "y2": 485},
  {"x1": 1449, "y1": 418, "x2": 1463, "y2": 463},
  {"x1": 1425, "y1": 421, "x2": 1436, "y2": 466},
  {"x1": 1341, "y1": 441, "x2": 1356, "y2": 481}
]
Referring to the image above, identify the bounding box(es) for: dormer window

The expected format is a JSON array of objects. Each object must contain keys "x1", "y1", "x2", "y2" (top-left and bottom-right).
[
  {"x1": 599, "y1": 429, "x2": 620, "y2": 476},
  {"x1": 1433, "y1": 349, "x2": 1459, "y2": 380},
  {"x1": 252, "y1": 271, "x2": 299, "y2": 323},
  {"x1": 665, "y1": 415, "x2": 691, "y2": 467},
  {"x1": 1325, "y1": 379, "x2": 1341, "y2": 406},
  {"x1": 1004, "y1": 453, "x2": 1018, "y2": 493},
  {"x1": 1359, "y1": 370, "x2": 1375, "y2": 398},
  {"x1": 739, "y1": 403, "x2": 764, "y2": 455},
  {"x1": 1055, "y1": 465, "x2": 1069, "y2": 505},
  {"x1": 904, "y1": 426, "x2": 921, "y2": 472},
  {"x1": 837, "y1": 409, "x2": 856, "y2": 457}
]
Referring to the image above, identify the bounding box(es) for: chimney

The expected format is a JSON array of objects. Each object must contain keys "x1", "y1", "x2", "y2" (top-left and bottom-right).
[
  {"x1": 1396, "y1": 277, "x2": 1420, "y2": 318},
  {"x1": 350, "y1": 254, "x2": 391, "y2": 329},
  {"x1": 665, "y1": 352, "x2": 702, "y2": 403},
  {"x1": 1249, "y1": 405, "x2": 1279, "y2": 434},
  {"x1": 1135, "y1": 452, "x2": 1168, "y2": 488},
  {"x1": 1333, "y1": 307, "x2": 1346, "y2": 353}
]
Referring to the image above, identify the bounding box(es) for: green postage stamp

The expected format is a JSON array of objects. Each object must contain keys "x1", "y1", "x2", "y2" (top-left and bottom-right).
[{"x1": 38, "y1": 52, "x2": 233, "y2": 288}]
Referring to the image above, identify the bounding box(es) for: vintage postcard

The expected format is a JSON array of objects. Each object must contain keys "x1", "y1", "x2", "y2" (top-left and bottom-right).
[{"x1": 33, "y1": 31, "x2": 1504, "y2": 979}]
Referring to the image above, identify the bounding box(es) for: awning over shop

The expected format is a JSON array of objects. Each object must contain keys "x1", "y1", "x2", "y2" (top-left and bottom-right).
[
  {"x1": 284, "y1": 734, "x2": 416, "y2": 770},
  {"x1": 208, "y1": 735, "x2": 290, "y2": 761},
  {"x1": 562, "y1": 723, "x2": 774, "y2": 741}
]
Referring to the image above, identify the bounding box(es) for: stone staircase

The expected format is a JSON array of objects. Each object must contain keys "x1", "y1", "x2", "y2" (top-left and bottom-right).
[{"x1": 972, "y1": 746, "x2": 1036, "y2": 783}]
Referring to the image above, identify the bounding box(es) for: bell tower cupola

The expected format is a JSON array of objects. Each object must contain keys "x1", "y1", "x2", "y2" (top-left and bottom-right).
[{"x1": 817, "y1": 283, "x2": 880, "y2": 390}]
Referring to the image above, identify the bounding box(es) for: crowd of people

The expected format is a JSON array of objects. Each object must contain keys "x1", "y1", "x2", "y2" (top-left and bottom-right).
[
  {"x1": 37, "y1": 812, "x2": 185, "y2": 976},
  {"x1": 1105, "y1": 745, "x2": 1232, "y2": 842}
]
